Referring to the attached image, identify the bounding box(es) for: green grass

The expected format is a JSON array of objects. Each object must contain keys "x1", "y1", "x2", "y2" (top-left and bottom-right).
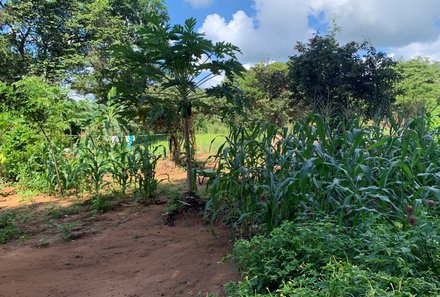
[
  {"x1": 153, "y1": 133, "x2": 226, "y2": 157},
  {"x1": 47, "y1": 203, "x2": 83, "y2": 219}
]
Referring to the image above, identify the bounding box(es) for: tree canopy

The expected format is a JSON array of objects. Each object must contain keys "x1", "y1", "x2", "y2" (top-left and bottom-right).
[
  {"x1": 395, "y1": 57, "x2": 440, "y2": 117},
  {"x1": 288, "y1": 33, "x2": 400, "y2": 120}
]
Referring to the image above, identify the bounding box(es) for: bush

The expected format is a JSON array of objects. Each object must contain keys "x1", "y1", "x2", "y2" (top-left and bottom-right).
[
  {"x1": 228, "y1": 217, "x2": 440, "y2": 296},
  {"x1": 228, "y1": 218, "x2": 440, "y2": 296}
]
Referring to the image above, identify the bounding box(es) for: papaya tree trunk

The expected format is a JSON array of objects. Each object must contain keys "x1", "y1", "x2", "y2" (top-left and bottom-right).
[{"x1": 183, "y1": 113, "x2": 193, "y2": 193}]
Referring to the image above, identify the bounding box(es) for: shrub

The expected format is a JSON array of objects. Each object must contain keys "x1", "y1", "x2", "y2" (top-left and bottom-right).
[{"x1": 228, "y1": 217, "x2": 440, "y2": 296}]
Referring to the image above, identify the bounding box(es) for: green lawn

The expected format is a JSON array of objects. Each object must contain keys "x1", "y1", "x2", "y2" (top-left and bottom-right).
[{"x1": 152, "y1": 133, "x2": 226, "y2": 157}]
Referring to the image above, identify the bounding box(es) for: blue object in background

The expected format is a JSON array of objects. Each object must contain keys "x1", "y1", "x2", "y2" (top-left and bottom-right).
[{"x1": 125, "y1": 135, "x2": 135, "y2": 149}]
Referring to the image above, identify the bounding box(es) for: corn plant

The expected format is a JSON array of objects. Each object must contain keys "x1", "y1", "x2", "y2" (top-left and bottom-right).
[
  {"x1": 110, "y1": 138, "x2": 132, "y2": 196},
  {"x1": 43, "y1": 144, "x2": 85, "y2": 194},
  {"x1": 207, "y1": 113, "x2": 440, "y2": 233},
  {"x1": 79, "y1": 135, "x2": 112, "y2": 196},
  {"x1": 127, "y1": 138, "x2": 166, "y2": 203}
]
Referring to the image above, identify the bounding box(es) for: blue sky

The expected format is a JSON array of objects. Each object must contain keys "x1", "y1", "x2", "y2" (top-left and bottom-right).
[
  {"x1": 166, "y1": 0, "x2": 255, "y2": 25},
  {"x1": 166, "y1": 0, "x2": 440, "y2": 64}
]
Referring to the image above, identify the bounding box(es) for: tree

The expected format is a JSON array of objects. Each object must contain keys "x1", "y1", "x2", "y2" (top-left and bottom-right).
[
  {"x1": 0, "y1": 0, "x2": 90, "y2": 82},
  {"x1": 120, "y1": 18, "x2": 244, "y2": 193},
  {"x1": 395, "y1": 57, "x2": 440, "y2": 117},
  {"x1": 288, "y1": 33, "x2": 399, "y2": 120},
  {"x1": 236, "y1": 61, "x2": 299, "y2": 126},
  {"x1": 72, "y1": 0, "x2": 169, "y2": 101},
  {"x1": 0, "y1": 0, "x2": 167, "y2": 100}
]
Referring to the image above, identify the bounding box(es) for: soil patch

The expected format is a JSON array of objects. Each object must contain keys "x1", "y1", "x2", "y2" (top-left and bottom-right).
[
  {"x1": 0, "y1": 158, "x2": 239, "y2": 297},
  {"x1": 0, "y1": 204, "x2": 239, "y2": 297}
]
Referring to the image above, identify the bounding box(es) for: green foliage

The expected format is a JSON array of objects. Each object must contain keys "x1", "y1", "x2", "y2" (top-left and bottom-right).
[
  {"x1": 52, "y1": 221, "x2": 80, "y2": 240},
  {"x1": 235, "y1": 62, "x2": 296, "y2": 126},
  {"x1": 0, "y1": 77, "x2": 69, "y2": 192},
  {"x1": 47, "y1": 203, "x2": 82, "y2": 220},
  {"x1": 116, "y1": 16, "x2": 245, "y2": 192},
  {"x1": 207, "y1": 114, "x2": 440, "y2": 234},
  {"x1": 0, "y1": 211, "x2": 21, "y2": 244},
  {"x1": 131, "y1": 141, "x2": 165, "y2": 202},
  {"x1": 92, "y1": 196, "x2": 113, "y2": 213},
  {"x1": 395, "y1": 57, "x2": 440, "y2": 121},
  {"x1": 0, "y1": 119, "x2": 42, "y2": 180},
  {"x1": 228, "y1": 218, "x2": 440, "y2": 296},
  {"x1": 79, "y1": 136, "x2": 112, "y2": 196},
  {"x1": 289, "y1": 33, "x2": 399, "y2": 119}
]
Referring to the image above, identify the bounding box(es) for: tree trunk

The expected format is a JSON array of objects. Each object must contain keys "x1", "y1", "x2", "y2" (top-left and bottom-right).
[
  {"x1": 168, "y1": 133, "x2": 181, "y2": 163},
  {"x1": 183, "y1": 113, "x2": 193, "y2": 193}
]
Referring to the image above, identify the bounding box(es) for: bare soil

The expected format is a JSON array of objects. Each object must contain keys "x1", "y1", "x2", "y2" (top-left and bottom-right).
[{"x1": 0, "y1": 159, "x2": 240, "y2": 297}]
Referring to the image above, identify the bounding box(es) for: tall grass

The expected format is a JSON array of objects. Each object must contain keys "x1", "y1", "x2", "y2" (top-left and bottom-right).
[{"x1": 207, "y1": 114, "x2": 440, "y2": 234}]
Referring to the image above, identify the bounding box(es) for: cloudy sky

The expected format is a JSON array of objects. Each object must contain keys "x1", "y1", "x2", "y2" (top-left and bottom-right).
[{"x1": 165, "y1": 0, "x2": 440, "y2": 64}]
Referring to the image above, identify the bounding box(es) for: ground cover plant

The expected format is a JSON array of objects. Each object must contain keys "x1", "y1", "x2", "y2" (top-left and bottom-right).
[{"x1": 0, "y1": 211, "x2": 21, "y2": 243}]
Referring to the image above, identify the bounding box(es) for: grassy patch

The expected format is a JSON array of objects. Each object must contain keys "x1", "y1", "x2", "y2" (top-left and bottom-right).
[
  {"x1": 47, "y1": 203, "x2": 83, "y2": 219},
  {"x1": 153, "y1": 133, "x2": 226, "y2": 156},
  {"x1": 0, "y1": 211, "x2": 21, "y2": 243}
]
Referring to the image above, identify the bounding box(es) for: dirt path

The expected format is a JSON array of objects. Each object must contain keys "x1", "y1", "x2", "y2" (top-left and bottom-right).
[
  {"x1": 0, "y1": 204, "x2": 239, "y2": 297},
  {"x1": 0, "y1": 159, "x2": 239, "y2": 297}
]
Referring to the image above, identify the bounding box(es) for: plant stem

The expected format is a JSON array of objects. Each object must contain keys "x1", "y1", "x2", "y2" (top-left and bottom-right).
[{"x1": 37, "y1": 122, "x2": 63, "y2": 194}]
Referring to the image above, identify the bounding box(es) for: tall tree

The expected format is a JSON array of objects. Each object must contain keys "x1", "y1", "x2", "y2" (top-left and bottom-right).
[
  {"x1": 119, "y1": 17, "x2": 244, "y2": 193},
  {"x1": 0, "y1": 0, "x2": 167, "y2": 100},
  {"x1": 288, "y1": 33, "x2": 399, "y2": 119}
]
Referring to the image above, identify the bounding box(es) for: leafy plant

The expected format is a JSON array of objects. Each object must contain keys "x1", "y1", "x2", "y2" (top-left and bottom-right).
[
  {"x1": 228, "y1": 217, "x2": 440, "y2": 296},
  {"x1": 91, "y1": 196, "x2": 112, "y2": 213},
  {"x1": 207, "y1": 113, "x2": 440, "y2": 234},
  {"x1": 52, "y1": 222, "x2": 80, "y2": 241},
  {"x1": 0, "y1": 211, "x2": 21, "y2": 243}
]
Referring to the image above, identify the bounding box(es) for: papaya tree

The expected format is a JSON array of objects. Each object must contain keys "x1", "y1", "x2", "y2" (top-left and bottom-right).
[
  {"x1": 159, "y1": 18, "x2": 244, "y2": 193},
  {"x1": 117, "y1": 18, "x2": 244, "y2": 193}
]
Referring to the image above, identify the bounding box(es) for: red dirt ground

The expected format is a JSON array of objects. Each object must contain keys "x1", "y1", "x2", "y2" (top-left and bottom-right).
[{"x1": 0, "y1": 159, "x2": 240, "y2": 297}]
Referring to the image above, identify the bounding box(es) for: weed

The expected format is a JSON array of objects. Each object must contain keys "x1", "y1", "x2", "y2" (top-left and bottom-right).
[
  {"x1": 52, "y1": 221, "x2": 80, "y2": 240},
  {"x1": 0, "y1": 211, "x2": 21, "y2": 243},
  {"x1": 47, "y1": 203, "x2": 82, "y2": 219},
  {"x1": 92, "y1": 196, "x2": 112, "y2": 213}
]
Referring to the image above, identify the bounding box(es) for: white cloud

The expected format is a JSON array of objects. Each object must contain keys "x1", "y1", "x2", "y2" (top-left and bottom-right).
[
  {"x1": 310, "y1": 0, "x2": 440, "y2": 47},
  {"x1": 184, "y1": 0, "x2": 214, "y2": 9},
  {"x1": 390, "y1": 36, "x2": 440, "y2": 61},
  {"x1": 199, "y1": 0, "x2": 312, "y2": 64},
  {"x1": 198, "y1": 0, "x2": 440, "y2": 63}
]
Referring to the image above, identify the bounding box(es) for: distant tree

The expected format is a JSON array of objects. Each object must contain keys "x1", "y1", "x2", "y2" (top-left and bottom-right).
[
  {"x1": 395, "y1": 57, "x2": 440, "y2": 117},
  {"x1": 236, "y1": 61, "x2": 302, "y2": 126},
  {"x1": 288, "y1": 33, "x2": 400, "y2": 120}
]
